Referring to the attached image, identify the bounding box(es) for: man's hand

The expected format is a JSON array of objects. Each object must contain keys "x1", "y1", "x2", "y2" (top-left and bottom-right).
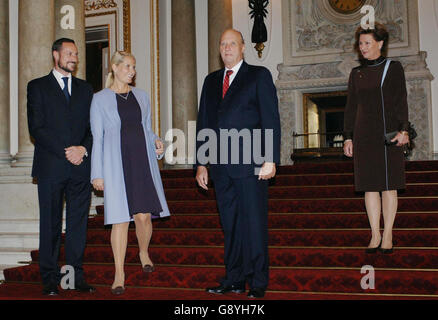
[
  {"x1": 196, "y1": 166, "x2": 209, "y2": 190},
  {"x1": 155, "y1": 139, "x2": 164, "y2": 156},
  {"x1": 92, "y1": 178, "x2": 104, "y2": 191},
  {"x1": 65, "y1": 146, "x2": 86, "y2": 165},
  {"x1": 258, "y1": 162, "x2": 276, "y2": 180}
]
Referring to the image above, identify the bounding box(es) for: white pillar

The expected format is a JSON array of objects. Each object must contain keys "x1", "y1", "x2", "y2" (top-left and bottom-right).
[
  {"x1": 14, "y1": 0, "x2": 55, "y2": 167},
  {"x1": 0, "y1": 0, "x2": 10, "y2": 165}
]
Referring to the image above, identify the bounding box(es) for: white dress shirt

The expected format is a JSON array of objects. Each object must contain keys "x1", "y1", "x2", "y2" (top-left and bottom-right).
[
  {"x1": 52, "y1": 68, "x2": 72, "y2": 95},
  {"x1": 223, "y1": 59, "x2": 243, "y2": 86}
]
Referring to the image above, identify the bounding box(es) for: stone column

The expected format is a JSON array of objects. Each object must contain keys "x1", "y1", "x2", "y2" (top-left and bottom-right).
[
  {"x1": 0, "y1": 0, "x2": 10, "y2": 165},
  {"x1": 171, "y1": 0, "x2": 197, "y2": 166},
  {"x1": 208, "y1": 0, "x2": 233, "y2": 72},
  {"x1": 55, "y1": 0, "x2": 86, "y2": 79},
  {"x1": 14, "y1": 0, "x2": 55, "y2": 167}
]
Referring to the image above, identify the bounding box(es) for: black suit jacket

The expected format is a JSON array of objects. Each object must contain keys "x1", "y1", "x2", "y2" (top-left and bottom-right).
[
  {"x1": 196, "y1": 61, "x2": 281, "y2": 179},
  {"x1": 27, "y1": 72, "x2": 93, "y2": 180}
]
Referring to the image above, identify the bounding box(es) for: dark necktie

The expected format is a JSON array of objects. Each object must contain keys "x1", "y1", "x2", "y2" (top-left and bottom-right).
[
  {"x1": 222, "y1": 70, "x2": 233, "y2": 99},
  {"x1": 62, "y1": 77, "x2": 70, "y2": 103}
]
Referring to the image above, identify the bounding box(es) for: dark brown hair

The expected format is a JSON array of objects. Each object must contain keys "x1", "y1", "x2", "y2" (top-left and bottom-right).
[
  {"x1": 354, "y1": 22, "x2": 389, "y2": 60},
  {"x1": 52, "y1": 38, "x2": 75, "y2": 52}
]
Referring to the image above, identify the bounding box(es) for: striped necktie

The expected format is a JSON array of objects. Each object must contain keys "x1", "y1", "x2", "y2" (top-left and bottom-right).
[{"x1": 222, "y1": 70, "x2": 233, "y2": 99}]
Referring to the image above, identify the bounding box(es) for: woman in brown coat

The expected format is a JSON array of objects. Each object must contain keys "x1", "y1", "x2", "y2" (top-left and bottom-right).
[{"x1": 343, "y1": 23, "x2": 410, "y2": 254}]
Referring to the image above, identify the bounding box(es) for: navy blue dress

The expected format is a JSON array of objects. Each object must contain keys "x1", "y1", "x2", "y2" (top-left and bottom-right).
[{"x1": 116, "y1": 92, "x2": 162, "y2": 217}]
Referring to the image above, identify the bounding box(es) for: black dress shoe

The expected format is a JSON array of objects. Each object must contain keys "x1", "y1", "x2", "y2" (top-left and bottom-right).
[
  {"x1": 206, "y1": 284, "x2": 246, "y2": 294},
  {"x1": 75, "y1": 281, "x2": 96, "y2": 293},
  {"x1": 248, "y1": 287, "x2": 265, "y2": 298},
  {"x1": 42, "y1": 283, "x2": 59, "y2": 296}
]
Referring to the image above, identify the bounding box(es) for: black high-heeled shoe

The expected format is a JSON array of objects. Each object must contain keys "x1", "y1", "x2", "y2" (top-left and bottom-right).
[
  {"x1": 379, "y1": 247, "x2": 393, "y2": 254},
  {"x1": 379, "y1": 243, "x2": 394, "y2": 254},
  {"x1": 365, "y1": 239, "x2": 382, "y2": 254}
]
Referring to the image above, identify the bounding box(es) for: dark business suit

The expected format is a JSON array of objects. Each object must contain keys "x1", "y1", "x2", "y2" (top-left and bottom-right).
[
  {"x1": 27, "y1": 72, "x2": 93, "y2": 286},
  {"x1": 196, "y1": 61, "x2": 281, "y2": 290}
]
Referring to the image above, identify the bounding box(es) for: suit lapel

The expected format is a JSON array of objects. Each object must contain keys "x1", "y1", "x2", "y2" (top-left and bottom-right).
[
  {"x1": 47, "y1": 72, "x2": 69, "y2": 107},
  {"x1": 70, "y1": 77, "x2": 80, "y2": 107},
  {"x1": 215, "y1": 69, "x2": 225, "y2": 104}
]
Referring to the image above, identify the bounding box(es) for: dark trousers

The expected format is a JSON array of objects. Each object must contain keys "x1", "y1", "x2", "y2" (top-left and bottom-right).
[
  {"x1": 37, "y1": 177, "x2": 91, "y2": 286},
  {"x1": 211, "y1": 168, "x2": 269, "y2": 289}
]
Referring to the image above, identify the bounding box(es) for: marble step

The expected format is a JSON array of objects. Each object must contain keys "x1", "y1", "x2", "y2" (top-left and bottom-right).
[
  {"x1": 0, "y1": 248, "x2": 32, "y2": 265},
  {"x1": 0, "y1": 219, "x2": 39, "y2": 233},
  {"x1": 0, "y1": 232, "x2": 39, "y2": 249}
]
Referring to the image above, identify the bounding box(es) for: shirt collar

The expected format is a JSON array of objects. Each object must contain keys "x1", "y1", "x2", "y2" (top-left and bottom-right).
[
  {"x1": 52, "y1": 68, "x2": 72, "y2": 82},
  {"x1": 225, "y1": 59, "x2": 244, "y2": 75}
]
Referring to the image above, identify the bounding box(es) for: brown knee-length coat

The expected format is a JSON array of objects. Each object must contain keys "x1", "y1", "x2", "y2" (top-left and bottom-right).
[{"x1": 343, "y1": 58, "x2": 409, "y2": 192}]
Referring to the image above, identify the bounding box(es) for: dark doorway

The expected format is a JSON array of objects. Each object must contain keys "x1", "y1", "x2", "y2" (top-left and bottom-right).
[
  {"x1": 86, "y1": 26, "x2": 109, "y2": 93},
  {"x1": 292, "y1": 91, "x2": 348, "y2": 162}
]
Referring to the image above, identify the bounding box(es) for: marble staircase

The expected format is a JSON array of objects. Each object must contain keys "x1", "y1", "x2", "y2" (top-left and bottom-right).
[{"x1": 0, "y1": 165, "x2": 103, "y2": 281}]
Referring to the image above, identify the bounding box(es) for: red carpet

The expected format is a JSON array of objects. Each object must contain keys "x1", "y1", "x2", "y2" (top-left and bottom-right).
[{"x1": 1, "y1": 160, "x2": 438, "y2": 300}]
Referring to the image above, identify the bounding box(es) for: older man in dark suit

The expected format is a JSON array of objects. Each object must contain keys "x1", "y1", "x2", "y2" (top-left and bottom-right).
[
  {"x1": 27, "y1": 38, "x2": 95, "y2": 295},
  {"x1": 195, "y1": 29, "x2": 281, "y2": 298}
]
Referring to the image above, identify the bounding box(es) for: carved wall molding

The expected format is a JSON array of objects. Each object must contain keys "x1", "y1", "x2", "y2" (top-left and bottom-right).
[
  {"x1": 277, "y1": 53, "x2": 434, "y2": 90},
  {"x1": 85, "y1": 0, "x2": 117, "y2": 11},
  {"x1": 282, "y1": 0, "x2": 419, "y2": 66}
]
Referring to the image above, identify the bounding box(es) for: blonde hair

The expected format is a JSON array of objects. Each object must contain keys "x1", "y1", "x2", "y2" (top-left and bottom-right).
[{"x1": 105, "y1": 51, "x2": 136, "y2": 88}]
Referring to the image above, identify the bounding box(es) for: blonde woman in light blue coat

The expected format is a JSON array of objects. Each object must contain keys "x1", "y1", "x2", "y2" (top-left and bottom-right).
[{"x1": 90, "y1": 51, "x2": 170, "y2": 295}]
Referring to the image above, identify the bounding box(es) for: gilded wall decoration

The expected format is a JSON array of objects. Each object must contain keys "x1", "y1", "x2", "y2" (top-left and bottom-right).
[{"x1": 84, "y1": 0, "x2": 117, "y2": 11}]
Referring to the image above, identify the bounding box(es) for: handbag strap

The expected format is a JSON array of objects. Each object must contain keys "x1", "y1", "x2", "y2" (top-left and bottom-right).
[{"x1": 381, "y1": 59, "x2": 392, "y2": 87}]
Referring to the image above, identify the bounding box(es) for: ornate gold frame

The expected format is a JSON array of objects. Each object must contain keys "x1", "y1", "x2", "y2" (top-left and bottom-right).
[
  {"x1": 85, "y1": 0, "x2": 130, "y2": 51},
  {"x1": 123, "y1": 0, "x2": 131, "y2": 52},
  {"x1": 149, "y1": 0, "x2": 160, "y2": 135}
]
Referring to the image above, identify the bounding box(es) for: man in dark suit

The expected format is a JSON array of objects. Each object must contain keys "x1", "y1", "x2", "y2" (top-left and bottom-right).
[
  {"x1": 27, "y1": 38, "x2": 95, "y2": 295},
  {"x1": 195, "y1": 29, "x2": 281, "y2": 298}
]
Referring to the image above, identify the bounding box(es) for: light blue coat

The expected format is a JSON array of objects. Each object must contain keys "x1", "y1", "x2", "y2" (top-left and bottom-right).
[{"x1": 90, "y1": 87, "x2": 170, "y2": 225}]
